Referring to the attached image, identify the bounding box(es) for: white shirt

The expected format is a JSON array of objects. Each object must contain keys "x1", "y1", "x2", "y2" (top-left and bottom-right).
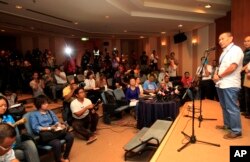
[
  {"x1": 54, "y1": 72, "x2": 67, "y2": 84},
  {"x1": 70, "y1": 98, "x2": 92, "y2": 119},
  {"x1": 196, "y1": 64, "x2": 212, "y2": 80},
  {"x1": 217, "y1": 43, "x2": 244, "y2": 88},
  {"x1": 168, "y1": 65, "x2": 177, "y2": 77},
  {"x1": 0, "y1": 149, "x2": 16, "y2": 162},
  {"x1": 84, "y1": 79, "x2": 96, "y2": 89}
]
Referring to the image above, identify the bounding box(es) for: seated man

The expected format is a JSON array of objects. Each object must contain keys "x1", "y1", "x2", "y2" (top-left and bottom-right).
[
  {"x1": 0, "y1": 123, "x2": 19, "y2": 162},
  {"x1": 143, "y1": 74, "x2": 158, "y2": 94},
  {"x1": 62, "y1": 78, "x2": 78, "y2": 125},
  {"x1": 70, "y1": 87, "x2": 99, "y2": 144}
]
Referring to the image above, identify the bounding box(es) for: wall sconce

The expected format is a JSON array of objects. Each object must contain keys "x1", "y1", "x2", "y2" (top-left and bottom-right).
[
  {"x1": 161, "y1": 41, "x2": 166, "y2": 46},
  {"x1": 192, "y1": 38, "x2": 197, "y2": 45}
]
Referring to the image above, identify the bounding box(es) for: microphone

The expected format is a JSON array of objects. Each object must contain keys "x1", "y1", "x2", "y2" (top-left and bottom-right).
[{"x1": 205, "y1": 47, "x2": 216, "y2": 52}]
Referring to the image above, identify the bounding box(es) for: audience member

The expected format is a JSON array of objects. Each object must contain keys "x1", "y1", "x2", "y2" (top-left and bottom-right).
[
  {"x1": 126, "y1": 78, "x2": 140, "y2": 102},
  {"x1": 196, "y1": 57, "x2": 214, "y2": 100},
  {"x1": 30, "y1": 95, "x2": 74, "y2": 162},
  {"x1": 30, "y1": 72, "x2": 45, "y2": 97},
  {"x1": 240, "y1": 36, "x2": 250, "y2": 116},
  {"x1": 143, "y1": 74, "x2": 158, "y2": 94},
  {"x1": 0, "y1": 123, "x2": 19, "y2": 162},
  {"x1": 70, "y1": 87, "x2": 98, "y2": 144},
  {"x1": 0, "y1": 96, "x2": 40, "y2": 162}
]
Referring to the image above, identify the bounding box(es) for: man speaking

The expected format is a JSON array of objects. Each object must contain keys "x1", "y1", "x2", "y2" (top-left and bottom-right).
[{"x1": 213, "y1": 32, "x2": 243, "y2": 139}]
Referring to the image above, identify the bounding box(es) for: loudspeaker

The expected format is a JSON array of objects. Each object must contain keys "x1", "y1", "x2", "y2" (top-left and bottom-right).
[{"x1": 173, "y1": 32, "x2": 187, "y2": 44}]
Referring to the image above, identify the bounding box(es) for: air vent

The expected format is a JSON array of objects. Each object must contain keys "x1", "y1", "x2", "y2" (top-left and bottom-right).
[
  {"x1": 0, "y1": 1, "x2": 8, "y2": 5},
  {"x1": 26, "y1": 9, "x2": 73, "y2": 23}
]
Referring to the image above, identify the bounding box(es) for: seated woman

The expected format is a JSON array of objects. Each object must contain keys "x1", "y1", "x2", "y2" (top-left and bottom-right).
[
  {"x1": 0, "y1": 96, "x2": 40, "y2": 162},
  {"x1": 84, "y1": 71, "x2": 100, "y2": 103},
  {"x1": 84, "y1": 71, "x2": 97, "y2": 90},
  {"x1": 30, "y1": 95, "x2": 74, "y2": 162},
  {"x1": 30, "y1": 72, "x2": 45, "y2": 98},
  {"x1": 135, "y1": 77, "x2": 143, "y2": 96},
  {"x1": 126, "y1": 78, "x2": 140, "y2": 103}
]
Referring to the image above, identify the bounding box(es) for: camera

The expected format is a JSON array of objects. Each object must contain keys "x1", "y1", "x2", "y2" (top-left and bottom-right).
[
  {"x1": 78, "y1": 82, "x2": 86, "y2": 88},
  {"x1": 93, "y1": 99, "x2": 102, "y2": 111}
]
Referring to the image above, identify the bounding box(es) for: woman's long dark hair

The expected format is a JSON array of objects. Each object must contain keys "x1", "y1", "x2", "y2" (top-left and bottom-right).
[{"x1": 0, "y1": 95, "x2": 9, "y2": 116}]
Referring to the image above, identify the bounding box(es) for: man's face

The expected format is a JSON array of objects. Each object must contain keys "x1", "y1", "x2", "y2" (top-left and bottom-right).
[
  {"x1": 244, "y1": 36, "x2": 250, "y2": 49},
  {"x1": 219, "y1": 33, "x2": 233, "y2": 49},
  {"x1": 76, "y1": 89, "x2": 86, "y2": 99},
  {"x1": 185, "y1": 73, "x2": 190, "y2": 78},
  {"x1": 0, "y1": 137, "x2": 16, "y2": 155}
]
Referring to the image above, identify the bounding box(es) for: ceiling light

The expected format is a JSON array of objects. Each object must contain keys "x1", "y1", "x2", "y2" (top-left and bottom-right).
[
  {"x1": 124, "y1": 30, "x2": 127, "y2": 33},
  {"x1": 81, "y1": 37, "x2": 89, "y2": 41},
  {"x1": 105, "y1": 16, "x2": 110, "y2": 19},
  {"x1": 205, "y1": 4, "x2": 211, "y2": 8},
  {"x1": 74, "y1": 22, "x2": 78, "y2": 25},
  {"x1": 71, "y1": 34, "x2": 75, "y2": 37},
  {"x1": 161, "y1": 32, "x2": 166, "y2": 34},
  {"x1": 178, "y1": 24, "x2": 183, "y2": 28},
  {"x1": 1, "y1": 29, "x2": 5, "y2": 32},
  {"x1": 140, "y1": 36, "x2": 144, "y2": 39},
  {"x1": 15, "y1": 5, "x2": 23, "y2": 9}
]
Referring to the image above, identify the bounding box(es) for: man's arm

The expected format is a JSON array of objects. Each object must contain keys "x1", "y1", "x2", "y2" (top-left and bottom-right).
[{"x1": 213, "y1": 63, "x2": 238, "y2": 82}]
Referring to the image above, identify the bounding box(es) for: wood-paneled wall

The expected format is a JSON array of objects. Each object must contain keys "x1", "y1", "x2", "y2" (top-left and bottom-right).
[{"x1": 231, "y1": 0, "x2": 250, "y2": 48}]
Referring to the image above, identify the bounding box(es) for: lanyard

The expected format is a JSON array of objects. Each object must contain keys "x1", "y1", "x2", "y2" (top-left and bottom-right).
[{"x1": 219, "y1": 44, "x2": 234, "y2": 67}]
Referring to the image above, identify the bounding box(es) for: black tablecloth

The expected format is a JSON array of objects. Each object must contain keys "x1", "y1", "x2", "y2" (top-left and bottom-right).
[{"x1": 137, "y1": 100, "x2": 179, "y2": 129}]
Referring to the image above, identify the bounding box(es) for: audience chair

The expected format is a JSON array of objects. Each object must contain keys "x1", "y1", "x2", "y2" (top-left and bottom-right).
[
  {"x1": 101, "y1": 90, "x2": 129, "y2": 124},
  {"x1": 22, "y1": 112, "x2": 66, "y2": 152}
]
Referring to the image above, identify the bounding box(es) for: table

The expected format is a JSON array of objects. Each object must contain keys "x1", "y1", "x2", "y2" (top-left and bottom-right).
[{"x1": 137, "y1": 99, "x2": 179, "y2": 129}]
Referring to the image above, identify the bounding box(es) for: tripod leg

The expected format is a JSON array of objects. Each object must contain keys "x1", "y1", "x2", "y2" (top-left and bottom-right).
[
  {"x1": 177, "y1": 141, "x2": 191, "y2": 152},
  {"x1": 196, "y1": 139, "x2": 220, "y2": 147}
]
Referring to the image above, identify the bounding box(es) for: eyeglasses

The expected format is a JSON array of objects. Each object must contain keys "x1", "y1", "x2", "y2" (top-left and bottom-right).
[
  {"x1": 0, "y1": 144, "x2": 12, "y2": 151},
  {"x1": 0, "y1": 104, "x2": 7, "y2": 108}
]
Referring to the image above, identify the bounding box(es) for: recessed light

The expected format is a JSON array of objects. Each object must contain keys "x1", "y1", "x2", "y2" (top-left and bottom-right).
[
  {"x1": 105, "y1": 16, "x2": 110, "y2": 19},
  {"x1": 15, "y1": 5, "x2": 23, "y2": 9},
  {"x1": 74, "y1": 22, "x2": 78, "y2": 25},
  {"x1": 178, "y1": 24, "x2": 183, "y2": 28},
  {"x1": 71, "y1": 34, "x2": 75, "y2": 37},
  {"x1": 81, "y1": 37, "x2": 89, "y2": 41},
  {"x1": 1, "y1": 29, "x2": 5, "y2": 32},
  {"x1": 161, "y1": 32, "x2": 166, "y2": 34},
  {"x1": 124, "y1": 30, "x2": 127, "y2": 33},
  {"x1": 140, "y1": 36, "x2": 144, "y2": 39},
  {"x1": 205, "y1": 4, "x2": 211, "y2": 8}
]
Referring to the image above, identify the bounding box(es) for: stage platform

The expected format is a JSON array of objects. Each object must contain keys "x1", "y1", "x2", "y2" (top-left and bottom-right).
[{"x1": 150, "y1": 99, "x2": 250, "y2": 162}]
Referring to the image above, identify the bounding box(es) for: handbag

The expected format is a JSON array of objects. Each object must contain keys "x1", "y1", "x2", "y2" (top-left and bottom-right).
[{"x1": 39, "y1": 129, "x2": 67, "y2": 143}]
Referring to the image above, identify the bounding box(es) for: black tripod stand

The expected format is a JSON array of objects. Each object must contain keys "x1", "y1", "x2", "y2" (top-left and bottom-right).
[
  {"x1": 184, "y1": 51, "x2": 217, "y2": 127},
  {"x1": 177, "y1": 93, "x2": 220, "y2": 152}
]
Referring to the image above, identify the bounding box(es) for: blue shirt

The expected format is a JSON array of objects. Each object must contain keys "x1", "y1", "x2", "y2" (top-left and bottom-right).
[
  {"x1": 143, "y1": 80, "x2": 157, "y2": 90},
  {"x1": 126, "y1": 87, "x2": 140, "y2": 101},
  {"x1": 30, "y1": 110, "x2": 59, "y2": 134},
  {"x1": 1, "y1": 114, "x2": 15, "y2": 124}
]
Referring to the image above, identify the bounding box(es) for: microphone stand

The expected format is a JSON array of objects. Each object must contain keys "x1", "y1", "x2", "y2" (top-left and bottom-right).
[
  {"x1": 196, "y1": 50, "x2": 217, "y2": 127},
  {"x1": 184, "y1": 50, "x2": 217, "y2": 127},
  {"x1": 177, "y1": 84, "x2": 220, "y2": 152}
]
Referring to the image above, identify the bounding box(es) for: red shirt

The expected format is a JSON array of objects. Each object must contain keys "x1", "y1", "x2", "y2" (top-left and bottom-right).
[{"x1": 181, "y1": 76, "x2": 193, "y2": 88}]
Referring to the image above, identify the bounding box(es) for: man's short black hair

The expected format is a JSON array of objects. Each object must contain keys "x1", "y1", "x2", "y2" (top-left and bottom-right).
[
  {"x1": 0, "y1": 123, "x2": 16, "y2": 143},
  {"x1": 73, "y1": 87, "x2": 84, "y2": 96},
  {"x1": 34, "y1": 95, "x2": 48, "y2": 109}
]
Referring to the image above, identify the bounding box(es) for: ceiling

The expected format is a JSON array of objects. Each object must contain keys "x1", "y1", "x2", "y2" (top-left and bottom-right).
[{"x1": 0, "y1": 0, "x2": 231, "y2": 39}]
